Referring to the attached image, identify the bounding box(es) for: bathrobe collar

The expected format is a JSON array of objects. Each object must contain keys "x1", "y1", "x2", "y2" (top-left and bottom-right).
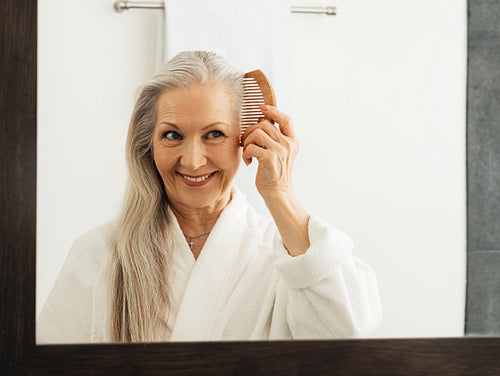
[{"x1": 168, "y1": 185, "x2": 248, "y2": 341}]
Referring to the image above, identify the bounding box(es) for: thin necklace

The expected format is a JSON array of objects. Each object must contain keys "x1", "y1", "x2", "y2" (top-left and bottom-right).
[{"x1": 183, "y1": 231, "x2": 211, "y2": 250}]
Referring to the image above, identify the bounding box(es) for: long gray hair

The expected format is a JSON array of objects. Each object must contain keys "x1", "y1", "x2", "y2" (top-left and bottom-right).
[{"x1": 109, "y1": 51, "x2": 243, "y2": 342}]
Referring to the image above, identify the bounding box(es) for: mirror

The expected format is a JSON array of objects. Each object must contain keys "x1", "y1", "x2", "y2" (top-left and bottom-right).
[
  {"x1": 36, "y1": 0, "x2": 467, "y2": 341},
  {"x1": 4, "y1": 0, "x2": 500, "y2": 374}
]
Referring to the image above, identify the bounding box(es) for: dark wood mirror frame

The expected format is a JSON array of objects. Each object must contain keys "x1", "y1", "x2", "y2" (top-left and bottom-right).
[{"x1": 2, "y1": 0, "x2": 500, "y2": 374}]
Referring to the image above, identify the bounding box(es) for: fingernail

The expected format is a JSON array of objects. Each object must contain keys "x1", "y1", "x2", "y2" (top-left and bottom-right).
[{"x1": 259, "y1": 104, "x2": 269, "y2": 111}]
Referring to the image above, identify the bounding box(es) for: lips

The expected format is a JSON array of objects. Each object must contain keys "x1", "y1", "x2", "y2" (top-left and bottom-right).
[{"x1": 178, "y1": 172, "x2": 216, "y2": 186}]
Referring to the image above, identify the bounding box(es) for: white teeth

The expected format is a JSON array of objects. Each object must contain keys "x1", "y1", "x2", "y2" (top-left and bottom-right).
[{"x1": 182, "y1": 173, "x2": 213, "y2": 182}]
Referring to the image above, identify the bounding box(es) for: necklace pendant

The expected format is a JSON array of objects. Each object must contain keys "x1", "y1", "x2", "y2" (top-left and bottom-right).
[{"x1": 183, "y1": 231, "x2": 210, "y2": 251}]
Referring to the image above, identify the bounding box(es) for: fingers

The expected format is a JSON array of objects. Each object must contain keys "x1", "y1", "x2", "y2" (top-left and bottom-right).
[
  {"x1": 241, "y1": 120, "x2": 282, "y2": 146},
  {"x1": 242, "y1": 143, "x2": 280, "y2": 168},
  {"x1": 242, "y1": 143, "x2": 266, "y2": 164},
  {"x1": 260, "y1": 105, "x2": 296, "y2": 138},
  {"x1": 240, "y1": 106, "x2": 298, "y2": 167},
  {"x1": 240, "y1": 106, "x2": 296, "y2": 144},
  {"x1": 242, "y1": 127, "x2": 276, "y2": 148},
  {"x1": 242, "y1": 128, "x2": 282, "y2": 165}
]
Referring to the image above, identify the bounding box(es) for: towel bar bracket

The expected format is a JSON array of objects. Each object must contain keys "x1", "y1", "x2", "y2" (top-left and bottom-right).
[{"x1": 113, "y1": 1, "x2": 336, "y2": 16}]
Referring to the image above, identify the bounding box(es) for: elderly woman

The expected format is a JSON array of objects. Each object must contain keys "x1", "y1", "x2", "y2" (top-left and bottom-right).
[{"x1": 37, "y1": 51, "x2": 381, "y2": 343}]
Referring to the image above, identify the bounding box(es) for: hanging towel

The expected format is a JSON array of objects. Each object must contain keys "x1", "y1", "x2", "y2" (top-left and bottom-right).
[
  {"x1": 156, "y1": 0, "x2": 293, "y2": 216},
  {"x1": 156, "y1": 0, "x2": 292, "y2": 112}
]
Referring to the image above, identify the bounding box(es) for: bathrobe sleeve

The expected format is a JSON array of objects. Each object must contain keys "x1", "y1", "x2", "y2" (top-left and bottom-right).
[
  {"x1": 36, "y1": 225, "x2": 110, "y2": 344},
  {"x1": 272, "y1": 215, "x2": 382, "y2": 339}
]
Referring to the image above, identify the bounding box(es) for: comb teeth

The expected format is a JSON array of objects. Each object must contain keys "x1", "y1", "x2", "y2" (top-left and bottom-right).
[
  {"x1": 241, "y1": 77, "x2": 265, "y2": 130},
  {"x1": 241, "y1": 70, "x2": 277, "y2": 136}
]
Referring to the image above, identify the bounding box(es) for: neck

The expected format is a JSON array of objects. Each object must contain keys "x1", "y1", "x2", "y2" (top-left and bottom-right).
[{"x1": 170, "y1": 192, "x2": 232, "y2": 237}]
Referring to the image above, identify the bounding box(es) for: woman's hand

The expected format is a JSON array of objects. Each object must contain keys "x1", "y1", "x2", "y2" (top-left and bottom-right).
[
  {"x1": 241, "y1": 105, "x2": 298, "y2": 200},
  {"x1": 241, "y1": 105, "x2": 310, "y2": 256}
]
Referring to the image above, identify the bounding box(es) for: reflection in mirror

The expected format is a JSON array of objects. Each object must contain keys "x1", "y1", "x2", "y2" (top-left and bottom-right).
[{"x1": 37, "y1": 0, "x2": 467, "y2": 343}]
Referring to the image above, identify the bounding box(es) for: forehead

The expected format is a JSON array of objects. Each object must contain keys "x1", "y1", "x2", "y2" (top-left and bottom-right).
[{"x1": 156, "y1": 83, "x2": 236, "y2": 126}]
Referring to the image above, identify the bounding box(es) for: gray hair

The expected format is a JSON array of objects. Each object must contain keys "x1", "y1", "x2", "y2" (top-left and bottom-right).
[
  {"x1": 127, "y1": 51, "x2": 243, "y2": 198},
  {"x1": 155, "y1": 50, "x2": 244, "y2": 119},
  {"x1": 109, "y1": 51, "x2": 243, "y2": 342}
]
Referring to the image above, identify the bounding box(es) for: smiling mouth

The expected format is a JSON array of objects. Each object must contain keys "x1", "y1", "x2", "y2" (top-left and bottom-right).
[{"x1": 178, "y1": 172, "x2": 216, "y2": 184}]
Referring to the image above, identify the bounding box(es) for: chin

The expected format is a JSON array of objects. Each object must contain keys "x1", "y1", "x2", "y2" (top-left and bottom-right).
[
  {"x1": 183, "y1": 198, "x2": 220, "y2": 211},
  {"x1": 165, "y1": 176, "x2": 234, "y2": 210}
]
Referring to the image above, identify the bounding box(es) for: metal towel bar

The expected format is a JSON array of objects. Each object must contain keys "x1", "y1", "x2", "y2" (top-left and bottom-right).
[{"x1": 113, "y1": 1, "x2": 336, "y2": 16}]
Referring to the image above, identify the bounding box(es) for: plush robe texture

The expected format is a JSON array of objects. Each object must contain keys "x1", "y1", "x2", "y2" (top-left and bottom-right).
[{"x1": 37, "y1": 187, "x2": 382, "y2": 343}]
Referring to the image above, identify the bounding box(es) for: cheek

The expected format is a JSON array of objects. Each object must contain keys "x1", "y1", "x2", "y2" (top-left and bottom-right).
[
  {"x1": 234, "y1": 147, "x2": 243, "y2": 165},
  {"x1": 205, "y1": 143, "x2": 237, "y2": 174},
  {"x1": 218, "y1": 143, "x2": 241, "y2": 171},
  {"x1": 226, "y1": 153, "x2": 240, "y2": 173},
  {"x1": 153, "y1": 148, "x2": 177, "y2": 175}
]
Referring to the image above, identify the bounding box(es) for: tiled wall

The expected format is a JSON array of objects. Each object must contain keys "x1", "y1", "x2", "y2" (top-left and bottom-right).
[{"x1": 465, "y1": 0, "x2": 500, "y2": 335}]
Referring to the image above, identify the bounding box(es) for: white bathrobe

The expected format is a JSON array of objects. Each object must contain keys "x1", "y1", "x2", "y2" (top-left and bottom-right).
[{"x1": 37, "y1": 187, "x2": 382, "y2": 344}]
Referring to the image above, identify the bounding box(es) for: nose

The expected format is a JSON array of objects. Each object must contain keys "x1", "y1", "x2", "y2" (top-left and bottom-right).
[{"x1": 179, "y1": 139, "x2": 207, "y2": 171}]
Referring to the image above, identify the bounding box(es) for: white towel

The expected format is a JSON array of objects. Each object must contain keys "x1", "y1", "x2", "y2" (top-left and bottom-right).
[
  {"x1": 156, "y1": 0, "x2": 293, "y2": 216},
  {"x1": 156, "y1": 0, "x2": 292, "y2": 112}
]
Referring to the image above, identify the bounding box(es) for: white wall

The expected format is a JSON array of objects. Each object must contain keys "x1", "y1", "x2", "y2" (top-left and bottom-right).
[{"x1": 37, "y1": 0, "x2": 467, "y2": 338}]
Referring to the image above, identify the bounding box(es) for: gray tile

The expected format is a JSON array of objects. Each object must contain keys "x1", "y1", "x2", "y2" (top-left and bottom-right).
[
  {"x1": 467, "y1": 5, "x2": 500, "y2": 251},
  {"x1": 466, "y1": 0, "x2": 500, "y2": 338},
  {"x1": 465, "y1": 250, "x2": 500, "y2": 335},
  {"x1": 469, "y1": 0, "x2": 500, "y2": 35}
]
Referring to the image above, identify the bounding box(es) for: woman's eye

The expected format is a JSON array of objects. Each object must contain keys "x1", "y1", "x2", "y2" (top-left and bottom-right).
[
  {"x1": 163, "y1": 131, "x2": 182, "y2": 140},
  {"x1": 207, "y1": 130, "x2": 225, "y2": 139}
]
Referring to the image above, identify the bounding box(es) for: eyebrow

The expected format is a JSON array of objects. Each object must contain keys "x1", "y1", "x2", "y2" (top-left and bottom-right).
[{"x1": 161, "y1": 122, "x2": 230, "y2": 131}]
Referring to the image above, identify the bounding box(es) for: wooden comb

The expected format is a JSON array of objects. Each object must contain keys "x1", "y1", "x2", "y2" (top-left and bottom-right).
[{"x1": 241, "y1": 70, "x2": 277, "y2": 135}]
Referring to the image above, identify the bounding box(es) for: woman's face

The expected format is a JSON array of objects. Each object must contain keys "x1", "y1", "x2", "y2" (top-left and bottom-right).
[{"x1": 153, "y1": 83, "x2": 241, "y2": 213}]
